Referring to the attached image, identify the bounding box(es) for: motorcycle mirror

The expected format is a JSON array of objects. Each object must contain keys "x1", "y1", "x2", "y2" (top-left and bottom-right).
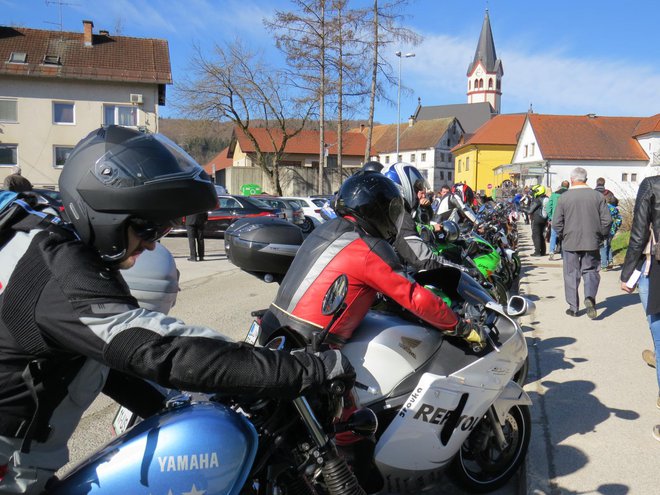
[
  {"x1": 442, "y1": 220, "x2": 460, "y2": 242},
  {"x1": 321, "y1": 274, "x2": 349, "y2": 316},
  {"x1": 506, "y1": 295, "x2": 536, "y2": 317},
  {"x1": 335, "y1": 408, "x2": 379, "y2": 438}
]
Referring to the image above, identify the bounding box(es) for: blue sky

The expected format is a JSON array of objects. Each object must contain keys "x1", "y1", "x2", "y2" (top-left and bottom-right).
[{"x1": 3, "y1": 0, "x2": 659, "y2": 123}]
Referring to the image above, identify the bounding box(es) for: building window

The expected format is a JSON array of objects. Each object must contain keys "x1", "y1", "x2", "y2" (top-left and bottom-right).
[
  {"x1": 54, "y1": 146, "x2": 74, "y2": 168},
  {"x1": 448, "y1": 171, "x2": 452, "y2": 181},
  {"x1": 524, "y1": 145, "x2": 528, "y2": 157},
  {"x1": 622, "y1": 173, "x2": 628, "y2": 182},
  {"x1": 0, "y1": 145, "x2": 18, "y2": 166},
  {"x1": 0, "y1": 99, "x2": 18, "y2": 123},
  {"x1": 385, "y1": 155, "x2": 390, "y2": 164},
  {"x1": 421, "y1": 152, "x2": 426, "y2": 162},
  {"x1": 488, "y1": 78, "x2": 493, "y2": 89},
  {"x1": 458, "y1": 159, "x2": 462, "y2": 173},
  {"x1": 530, "y1": 143, "x2": 535, "y2": 156},
  {"x1": 397, "y1": 154, "x2": 402, "y2": 162},
  {"x1": 465, "y1": 157, "x2": 470, "y2": 171},
  {"x1": 8, "y1": 52, "x2": 27, "y2": 64},
  {"x1": 631, "y1": 173, "x2": 637, "y2": 182},
  {"x1": 496, "y1": 79, "x2": 501, "y2": 90},
  {"x1": 440, "y1": 171, "x2": 444, "y2": 180},
  {"x1": 53, "y1": 102, "x2": 75, "y2": 124},
  {"x1": 410, "y1": 154, "x2": 416, "y2": 162},
  {"x1": 104, "y1": 105, "x2": 138, "y2": 127}
]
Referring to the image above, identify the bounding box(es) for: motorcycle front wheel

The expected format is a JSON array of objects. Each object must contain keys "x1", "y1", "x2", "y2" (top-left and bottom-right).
[{"x1": 449, "y1": 404, "x2": 531, "y2": 493}]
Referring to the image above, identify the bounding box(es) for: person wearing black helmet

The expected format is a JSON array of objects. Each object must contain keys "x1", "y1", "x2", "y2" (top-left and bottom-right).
[
  {"x1": 0, "y1": 126, "x2": 354, "y2": 494},
  {"x1": 261, "y1": 170, "x2": 484, "y2": 356},
  {"x1": 361, "y1": 160, "x2": 384, "y2": 173}
]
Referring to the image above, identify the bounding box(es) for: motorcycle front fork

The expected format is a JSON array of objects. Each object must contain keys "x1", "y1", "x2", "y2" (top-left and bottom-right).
[{"x1": 487, "y1": 407, "x2": 509, "y2": 450}]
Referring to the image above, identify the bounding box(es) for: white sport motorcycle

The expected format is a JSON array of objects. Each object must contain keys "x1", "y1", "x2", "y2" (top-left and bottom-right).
[{"x1": 247, "y1": 266, "x2": 533, "y2": 493}]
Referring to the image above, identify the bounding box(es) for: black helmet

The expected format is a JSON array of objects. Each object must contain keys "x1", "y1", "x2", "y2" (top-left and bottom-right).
[
  {"x1": 362, "y1": 161, "x2": 384, "y2": 173},
  {"x1": 59, "y1": 126, "x2": 217, "y2": 262},
  {"x1": 333, "y1": 171, "x2": 404, "y2": 242}
]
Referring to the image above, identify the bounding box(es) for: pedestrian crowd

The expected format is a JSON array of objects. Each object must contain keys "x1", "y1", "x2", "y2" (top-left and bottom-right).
[{"x1": 513, "y1": 167, "x2": 659, "y2": 442}]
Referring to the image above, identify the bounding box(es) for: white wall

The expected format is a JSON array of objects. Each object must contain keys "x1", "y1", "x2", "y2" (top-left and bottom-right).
[
  {"x1": 511, "y1": 120, "x2": 541, "y2": 164},
  {"x1": 0, "y1": 76, "x2": 160, "y2": 186}
]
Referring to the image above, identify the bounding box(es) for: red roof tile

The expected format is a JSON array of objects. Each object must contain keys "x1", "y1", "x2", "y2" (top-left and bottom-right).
[
  {"x1": 351, "y1": 119, "x2": 456, "y2": 153},
  {"x1": 529, "y1": 114, "x2": 648, "y2": 161},
  {"x1": 0, "y1": 25, "x2": 171, "y2": 84},
  {"x1": 633, "y1": 114, "x2": 660, "y2": 137},
  {"x1": 232, "y1": 127, "x2": 368, "y2": 157},
  {"x1": 203, "y1": 147, "x2": 232, "y2": 174},
  {"x1": 453, "y1": 114, "x2": 526, "y2": 152}
]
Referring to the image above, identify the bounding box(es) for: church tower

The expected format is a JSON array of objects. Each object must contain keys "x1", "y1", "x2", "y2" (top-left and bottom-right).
[{"x1": 466, "y1": 10, "x2": 503, "y2": 113}]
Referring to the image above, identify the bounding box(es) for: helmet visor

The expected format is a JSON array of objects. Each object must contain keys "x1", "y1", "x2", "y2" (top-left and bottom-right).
[
  {"x1": 92, "y1": 133, "x2": 202, "y2": 188},
  {"x1": 129, "y1": 217, "x2": 177, "y2": 242}
]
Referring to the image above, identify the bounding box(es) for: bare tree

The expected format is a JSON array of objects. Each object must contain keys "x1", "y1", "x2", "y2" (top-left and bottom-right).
[
  {"x1": 175, "y1": 41, "x2": 312, "y2": 195},
  {"x1": 266, "y1": 0, "x2": 332, "y2": 194},
  {"x1": 360, "y1": 0, "x2": 421, "y2": 161},
  {"x1": 327, "y1": 0, "x2": 368, "y2": 175}
]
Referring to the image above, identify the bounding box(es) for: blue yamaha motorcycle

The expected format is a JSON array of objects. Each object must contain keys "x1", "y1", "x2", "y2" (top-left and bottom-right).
[{"x1": 48, "y1": 277, "x2": 371, "y2": 495}]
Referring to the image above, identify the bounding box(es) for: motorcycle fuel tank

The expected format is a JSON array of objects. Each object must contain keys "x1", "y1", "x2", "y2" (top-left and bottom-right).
[
  {"x1": 341, "y1": 312, "x2": 443, "y2": 406},
  {"x1": 51, "y1": 402, "x2": 258, "y2": 495}
]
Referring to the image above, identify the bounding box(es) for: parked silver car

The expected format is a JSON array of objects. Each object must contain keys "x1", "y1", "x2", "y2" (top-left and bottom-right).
[{"x1": 254, "y1": 196, "x2": 305, "y2": 227}]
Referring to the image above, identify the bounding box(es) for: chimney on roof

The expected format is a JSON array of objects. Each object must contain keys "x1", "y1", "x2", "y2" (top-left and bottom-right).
[
  {"x1": 99, "y1": 29, "x2": 109, "y2": 36},
  {"x1": 360, "y1": 124, "x2": 365, "y2": 132},
  {"x1": 408, "y1": 116, "x2": 415, "y2": 127},
  {"x1": 83, "y1": 20, "x2": 94, "y2": 47}
]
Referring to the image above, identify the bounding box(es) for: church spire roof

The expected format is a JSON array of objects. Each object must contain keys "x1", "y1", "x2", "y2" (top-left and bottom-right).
[{"x1": 467, "y1": 10, "x2": 501, "y2": 76}]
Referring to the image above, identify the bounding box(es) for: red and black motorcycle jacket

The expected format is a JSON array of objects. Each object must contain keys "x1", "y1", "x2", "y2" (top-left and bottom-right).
[{"x1": 262, "y1": 217, "x2": 459, "y2": 346}]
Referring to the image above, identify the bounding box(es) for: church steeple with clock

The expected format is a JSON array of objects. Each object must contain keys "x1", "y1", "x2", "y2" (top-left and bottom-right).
[{"x1": 466, "y1": 10, "x2": 502, "y2": 113}]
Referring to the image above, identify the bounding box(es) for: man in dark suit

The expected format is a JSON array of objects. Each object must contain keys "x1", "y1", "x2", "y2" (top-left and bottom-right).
[{"x1": 185, "y1": 211, "x2": 207, "y2": 261}]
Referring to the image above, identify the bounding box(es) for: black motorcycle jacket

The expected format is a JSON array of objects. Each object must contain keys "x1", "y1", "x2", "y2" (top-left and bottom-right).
[
  {"x1": 0, "y1": 223, "x2": 326, "y2": 470},
  {"x1": 262, "y1": 217, "x2": 458, "y2": 345},
  {"x1": 393, "y1": 208, "x2": 465, "y2": 273},
  {"x1": 521, "y1": 197, "x2": 546, "y2": 224},
  {"x1": 621, "y1": 176, "x2": 660, "y2": 283}
]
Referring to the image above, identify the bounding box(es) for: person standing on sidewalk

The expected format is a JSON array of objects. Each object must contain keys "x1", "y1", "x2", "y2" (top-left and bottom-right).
[
  {"x1": 600, "y1": 191, "x2": 622, "y2": 271},
  {"x1": 547, "y1": 180, "x2": 569, "y2": 260},
  {"x1": 521, "y1": 184, "x2": 548, "y2": 257},
  {"x1": 553, "y1": 167, "x2": 611, "y2": 319},
  {"x1": 619, "y1": 175, "x2": 660, "y2": 441},
  {"x1": 185, "y1": 211, "x2": 207, "y2": 262}
]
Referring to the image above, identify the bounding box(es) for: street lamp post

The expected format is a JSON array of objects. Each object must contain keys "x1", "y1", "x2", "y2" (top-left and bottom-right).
[{"x1": 396, "y1": 51, "x2": 415, "y2": 161}]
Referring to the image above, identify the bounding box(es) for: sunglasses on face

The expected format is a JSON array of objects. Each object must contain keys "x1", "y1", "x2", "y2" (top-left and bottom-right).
[{"x1": 128, "y1": 218, "x2": 173, "y2": 243}]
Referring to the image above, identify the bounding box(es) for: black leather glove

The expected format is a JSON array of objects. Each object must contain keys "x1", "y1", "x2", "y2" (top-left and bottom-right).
[
  {"x1": 454, "y1": 319, "x2": 487, "y2": 351},
  {"x1": 317, "y1": 350, "x2": 356, "y2": 394}
]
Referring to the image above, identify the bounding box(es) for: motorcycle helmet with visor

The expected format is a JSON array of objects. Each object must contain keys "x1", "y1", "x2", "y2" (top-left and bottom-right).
[
  {"x1": 531, "y1": 184, "x2": 546, "y2": 198},
  {"x1": 59, "y1": 126, "x2": 217, "y2": 262},
  {"x1": 333, "y1": 171, "x2": 404, "y2": 243},
  {"x1": 383, "y1": 162, "x2": 431, "y2": 210}
]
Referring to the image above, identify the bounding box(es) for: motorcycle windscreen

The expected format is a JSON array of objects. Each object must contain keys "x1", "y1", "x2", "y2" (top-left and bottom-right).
[{"x1": 414, "y1": 267, "x2": 493, "y2": 307}]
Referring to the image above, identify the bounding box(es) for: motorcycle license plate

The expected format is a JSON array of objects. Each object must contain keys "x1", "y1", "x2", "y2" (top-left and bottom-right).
[
  {"x1": 245, "y1": 320, "x2": 260, "y2": 346},
  {"x1": 112, "y1": 406, "x2": 136, "y2": 436}
]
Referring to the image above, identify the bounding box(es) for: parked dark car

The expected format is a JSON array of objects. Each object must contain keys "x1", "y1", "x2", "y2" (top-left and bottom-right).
[{"x1": 171, "y1": 195, "x2": 285, "y2": 238}]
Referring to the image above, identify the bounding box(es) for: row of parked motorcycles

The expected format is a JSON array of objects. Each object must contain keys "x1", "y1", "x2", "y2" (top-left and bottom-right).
[{"x1": 51, "y1": 201, "x2": 532, "y2": 495}]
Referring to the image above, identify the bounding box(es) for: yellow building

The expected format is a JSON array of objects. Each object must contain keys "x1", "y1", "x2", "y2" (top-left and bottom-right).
[{"x1": 452, "y1": 114, "x2": 526, "y2": 193}]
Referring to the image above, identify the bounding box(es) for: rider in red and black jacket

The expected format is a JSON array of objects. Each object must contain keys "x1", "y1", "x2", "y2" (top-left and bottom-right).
[{"x1": 261, "y1": 172, "x2": 485, "y2": 348}]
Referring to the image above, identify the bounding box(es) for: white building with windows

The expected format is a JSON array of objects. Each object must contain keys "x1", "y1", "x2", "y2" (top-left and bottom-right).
[
  {"x1": 355, "y1": 118, "x2": 464, "y2": 191},
  {"x1": 0, "y1": 21, "x2": 171, "y2": 187},
  {"x1": 501, "y1": 113, "x2": 660, "y2": 200}
]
